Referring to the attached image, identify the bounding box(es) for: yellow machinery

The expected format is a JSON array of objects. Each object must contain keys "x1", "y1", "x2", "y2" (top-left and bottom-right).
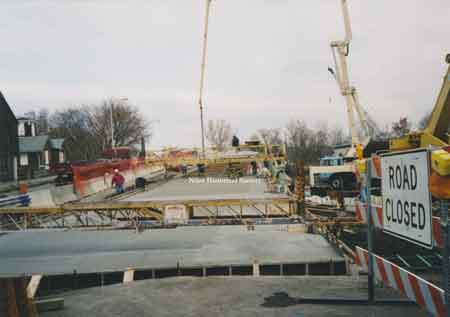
[
  {"x1": 146, "y1": 143, "x2": 287, "y2": 171},
  {"x1": 390, "y1": 54, "x2": 450, "y2": 183},
  {"x1": 390, "y1": 54, "x2": 450, "y2": 152},
  {"x1": 354, "y1": 54, "x2": 450, "y2": 197}
]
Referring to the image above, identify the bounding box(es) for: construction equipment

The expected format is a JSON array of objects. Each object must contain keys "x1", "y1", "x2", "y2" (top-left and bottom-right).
[
  {"x1": 310, "y1": 0, "x2": 402, "y2": 195},
  {"x1": 352, "y1": 54, "x2": 450, "y2": 202},
  {"x1": 145, "y1": 143, "x2": 287, "y2": 173},
  {"x1": 329, "y1": 0, "x2": 373, "y2": 153},
  {"x1": 309, "y1": 0, "x2": 388, "y2": 194},
  {"x1": 309, "y1": 155, "x2": 356, "y2": 193},
  {"x1": 198, "y1": 0, "x2": 213, "y2": 159},
  {"x1": 389, "y1": 54, "x2": 450, "y2": 152},
  {"x1": 0, "y1": 196, "x2": 294, "y2": 231}
]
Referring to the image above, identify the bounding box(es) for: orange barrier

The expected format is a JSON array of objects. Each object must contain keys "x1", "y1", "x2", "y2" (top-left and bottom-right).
[
  {"x1": 19, "y1": 182, "x2": 28, "y2": 194},
  {"x1": 72, "y1": 158, "x2": 160, "y2": 197}
]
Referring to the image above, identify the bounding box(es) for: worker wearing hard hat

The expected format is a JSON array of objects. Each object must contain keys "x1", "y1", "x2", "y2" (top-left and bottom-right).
[{"x1": 112, "y1": 169, "x2": 125, "y2": 194}]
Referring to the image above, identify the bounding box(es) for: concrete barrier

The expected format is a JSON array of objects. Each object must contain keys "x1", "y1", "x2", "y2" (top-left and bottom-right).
[{"x1": 76, "y1": 165, "x2": 166, "y2": 198}]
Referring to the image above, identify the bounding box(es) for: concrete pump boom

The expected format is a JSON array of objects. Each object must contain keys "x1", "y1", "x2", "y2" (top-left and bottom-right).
[
  {"x1": 330, "y1": 0, "x2": 371, "y2": 152},
  {"x1": 198, "y1": 0, "x2": 213, "y2": 159}
]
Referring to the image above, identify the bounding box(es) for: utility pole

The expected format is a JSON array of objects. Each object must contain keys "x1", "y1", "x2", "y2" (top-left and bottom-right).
[
  {"x1": 110, "y1": 102, "x2": 115, "y2": 149},
  {"x1": 198, "y1": 0, "x2": 213, "y2": 159},
  {"x1": 366, "y1": 157, "x2": 374, "y2": 303},
  {"x1": 440, "y1": 199, "x2": 450, "y2": 316}
]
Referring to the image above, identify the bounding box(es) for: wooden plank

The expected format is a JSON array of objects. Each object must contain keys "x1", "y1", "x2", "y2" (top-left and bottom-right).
[
  {"x1": 6, "y1": 279, "x2": 19, "y2": 317},
  {"x1": 19, "y1": 278, "x2": 37, "y2": 317},
  {"x1": 123, "y1": 268, "x2": 135, "y2": 283},
  {"x1": 26, "y1": 275, "x2": 42, "y2": 299}
]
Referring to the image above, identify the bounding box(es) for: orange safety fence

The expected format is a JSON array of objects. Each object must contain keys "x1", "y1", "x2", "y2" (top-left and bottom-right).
[{"x1": 72, "y1": 158, "x2": 146, "y2": 197}]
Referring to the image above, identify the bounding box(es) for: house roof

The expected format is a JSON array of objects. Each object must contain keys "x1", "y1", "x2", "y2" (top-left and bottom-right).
[
  {"x1": 19, "y1": 135, "x2": 49, "y2": 153},
  {"x1": 0, "y1": 91, "x2": 18, "y2": 123},
  {"x1": 49, "y1": 138, "x2": 64, "y2": 150}
]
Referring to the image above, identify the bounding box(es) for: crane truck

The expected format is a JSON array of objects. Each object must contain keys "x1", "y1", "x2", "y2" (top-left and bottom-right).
[{"x1": 309, "y1": 0, "x2": 388, "y2": 195}]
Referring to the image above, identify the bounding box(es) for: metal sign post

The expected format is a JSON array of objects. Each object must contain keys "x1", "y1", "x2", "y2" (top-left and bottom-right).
[
  {"x1": 365, "y1": 158, "x2": 374, "y2": 303},
  {"x1": 295, "y1": 160, "x2": 305, "y2": 217},
  {"x1": 441, "y1": 199, "x2": 450, "y2": 316}
]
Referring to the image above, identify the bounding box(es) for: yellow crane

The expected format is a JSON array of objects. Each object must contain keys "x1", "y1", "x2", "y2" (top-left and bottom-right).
[
  {"x1": 390, "y1": 54, "x2": 450, "y2": 153},
  {"x1": 353, "y1": 55, "x2": 450, "y2": 198},
  {"x1": 389, "y1": 54, "x2": 450, "y2": 185}
]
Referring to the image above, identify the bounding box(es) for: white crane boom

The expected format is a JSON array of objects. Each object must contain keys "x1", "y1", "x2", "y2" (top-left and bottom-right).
[
  {"x1": 198, "y1": 0, "x2": 213, "y2": 159},
  {"x1": 330, "y1": 0, "x2": 371, "y2": 151}
]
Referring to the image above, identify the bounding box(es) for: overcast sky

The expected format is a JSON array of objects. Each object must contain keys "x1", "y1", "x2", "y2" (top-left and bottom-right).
[{"x1": 1, "y1": 0, "x2": 448, "y2": 148}]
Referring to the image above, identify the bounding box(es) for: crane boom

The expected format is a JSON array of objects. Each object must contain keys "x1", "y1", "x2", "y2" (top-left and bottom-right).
[
  {"x1": 424, "y1": 54, "x2": 450, "y2": 144},
  {"x1": 390, "y1": 54, "x2": 450, "y2": 151},
  {"x1": 330, "y1": 0, "x2": 372, "y2": 151},
  {"x1": 198, "y1": 0, "x2": 213, "y2": 159}
]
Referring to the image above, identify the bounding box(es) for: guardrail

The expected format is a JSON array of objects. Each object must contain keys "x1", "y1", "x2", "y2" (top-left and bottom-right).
[{"x1": 0, "y1": 194, "x2": 31, "y2": 207}]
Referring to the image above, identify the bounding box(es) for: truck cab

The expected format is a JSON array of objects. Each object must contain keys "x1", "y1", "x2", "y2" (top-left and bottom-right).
[
  {"x1": 309, "y1": 155, "x2": 356, "y2": 194},
  {"x1": 320, "y1": 156, "x2": 344, "y2": 167}
]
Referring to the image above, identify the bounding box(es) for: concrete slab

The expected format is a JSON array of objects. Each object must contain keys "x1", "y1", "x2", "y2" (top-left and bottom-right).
[
  {"x1": 122, "y1": 177, "x2": 291, "y2": 217},
  {"x1": 122, "y1": 177, "x2": 288, "y2": 202},
  {"x1": 0, "y1": 225, "x2": 342, "y2": 277},
  {"x1": 29, "y1": 188, "x2": 55, "y2": 207},
  {"x1": 40, "y1": 276, "x2": 423, "y2": 317}
]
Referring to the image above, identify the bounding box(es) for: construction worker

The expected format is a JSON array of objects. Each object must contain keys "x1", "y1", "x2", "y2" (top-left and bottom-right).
[
  {"x1": 250, "y1": 161, "x2": 257, "y2": 176},
  {"x1": 232, "y1": 135, "x2": 240, "y2": 150},
  {"x1": 112, "y1": 169, "x2": 125, "y2": 194},
  {"x1": 181, "y1": 164, "x2": 188, "y2": 177}
]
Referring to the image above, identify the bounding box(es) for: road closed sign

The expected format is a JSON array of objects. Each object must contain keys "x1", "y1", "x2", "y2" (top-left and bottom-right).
[{"x1": 381, "y1": 149, "x2": 432, "y2": 248}]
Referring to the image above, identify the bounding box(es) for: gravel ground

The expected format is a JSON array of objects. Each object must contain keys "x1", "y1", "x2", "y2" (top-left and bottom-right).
[{"x1": 41, "y1": 276, "x2": 423, "y2": 317}]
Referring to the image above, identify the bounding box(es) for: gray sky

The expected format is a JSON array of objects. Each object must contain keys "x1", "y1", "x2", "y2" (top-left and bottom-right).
[{"x1": 1, "y1": 0, "x2": 448, "y2": 148}]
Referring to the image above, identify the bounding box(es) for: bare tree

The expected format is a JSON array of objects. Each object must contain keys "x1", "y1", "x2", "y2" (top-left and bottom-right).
[
  {"x1": 285, "y1": 120, "x2": 332, "y2": 164},
  {"x1": 329, "y1": 127, "x2": 348, "y2": 146},
  {"x1": 258, "y1": 128, "x2": 283, "y2": 146},
  {"x1": 36, "y1": 109, "x2": 49, "y2": 134},
  {"x1": 391, "y1": 117, "x2": 411, "y2": 137},
  {"x1": 23, "y1": 109, "x2": 49, "y2": 135},
  {"x1": 49, "y1": 99, "x2": 152, "y2": 161},
  {"x1": 417, "y1": 112, "x2": 431, "y2": 130},
  {"x1": 88, "y1": 99, "x2": 151, "y2": 149},
  {"x1": 49, "y1": 107, "x2": 101, "y2": 161},
  {"x1": 206, "y1": 119, "x2": 232, "y2": 151}
]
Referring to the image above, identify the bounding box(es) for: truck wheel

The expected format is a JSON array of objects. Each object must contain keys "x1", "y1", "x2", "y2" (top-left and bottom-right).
[{"x1": 330, "y1": 176, "x2": 344, "y2": 190}]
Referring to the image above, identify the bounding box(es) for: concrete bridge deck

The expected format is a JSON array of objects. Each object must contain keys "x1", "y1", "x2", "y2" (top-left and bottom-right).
[{"x1": 0, "y1": 225, "x2": 342, "y2": 277}]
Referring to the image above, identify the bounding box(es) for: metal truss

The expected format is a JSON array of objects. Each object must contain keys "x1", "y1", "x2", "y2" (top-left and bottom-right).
[{"x1": 0, "y1": 198, "x2": 294, "y2": 231}]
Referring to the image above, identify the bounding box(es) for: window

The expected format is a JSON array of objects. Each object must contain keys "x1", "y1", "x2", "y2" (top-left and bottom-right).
[{"x1": 20, "y1": 154, "x2": 28, "y2": 166}]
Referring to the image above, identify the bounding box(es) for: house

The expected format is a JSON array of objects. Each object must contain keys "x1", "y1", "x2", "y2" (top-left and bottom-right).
[
  {"x1": 17, "y1": 118, "x2": 65, "y2": 179},
  {"x1": 0, "y1": 92, "x2": 19, "y2": 181}
]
